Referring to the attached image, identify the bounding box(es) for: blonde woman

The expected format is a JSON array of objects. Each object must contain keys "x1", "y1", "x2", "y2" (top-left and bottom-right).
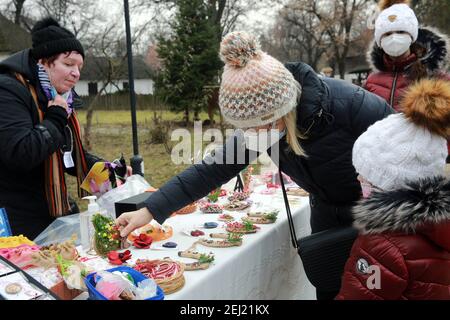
[{"x1": 116, "y1": 31, "x2": 393, "y2": 300}]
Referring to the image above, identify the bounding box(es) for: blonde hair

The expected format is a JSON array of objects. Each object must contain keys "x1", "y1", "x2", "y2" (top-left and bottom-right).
[{"x1": 282, "y1": 109, "x2": 307, "y2": 157}]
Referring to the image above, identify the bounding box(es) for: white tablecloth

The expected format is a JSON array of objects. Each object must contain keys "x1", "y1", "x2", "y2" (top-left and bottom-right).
[
  {"x1": 125, "y1": 189, "x2": 315, "y2": 300},
  {"x1": 75, "y1": 188, "x2": 316, "y2": 300}
]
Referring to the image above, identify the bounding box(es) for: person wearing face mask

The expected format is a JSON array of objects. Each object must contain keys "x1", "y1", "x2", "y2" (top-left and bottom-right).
[
  {"x1": 116, "y1": 31, "x2": 393, "y2": 300},
  {"x1": 365, "y1": 0, "x2": 450, "y2": 111},
  {"x1": 336, "y1": 78, "x2": 450, "y2": 300},
  {"x1": 0, "y1": 18, "x2": 108, "y2": 239}
]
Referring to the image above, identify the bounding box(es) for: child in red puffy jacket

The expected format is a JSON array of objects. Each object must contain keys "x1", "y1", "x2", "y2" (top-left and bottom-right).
[{"x1": 336, "y1": 78, "x2": 450, "y2": 300}]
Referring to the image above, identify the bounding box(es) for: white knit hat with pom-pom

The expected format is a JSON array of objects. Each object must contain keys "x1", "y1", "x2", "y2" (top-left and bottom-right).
[
  {"x1": 375, "y1": 0, "x2": 419, "y2": 46},
  {"x1": 219, "y1": 31, "x2": 301, "y2": 128},
  {"x1": 352, "y1": 79, "x2": 450, "y2": 191}
]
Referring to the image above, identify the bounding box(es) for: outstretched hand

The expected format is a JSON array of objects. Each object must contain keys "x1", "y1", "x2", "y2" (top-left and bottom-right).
[{"x1": 115, "y1": 207, "x2": 153, "y2": 237}]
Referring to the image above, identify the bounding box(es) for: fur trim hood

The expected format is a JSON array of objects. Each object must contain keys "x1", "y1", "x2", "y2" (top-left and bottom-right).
[
  {"x1": 369, "y1": 27, "x2": 449, "y2": 75},
  {"x1": 353, "y1": 176, "x2": 450, "y2": 240}
]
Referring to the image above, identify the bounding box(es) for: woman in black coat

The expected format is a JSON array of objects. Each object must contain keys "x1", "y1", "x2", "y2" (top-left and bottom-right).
[
  {"x1": 0, "y1": 18, "x2": 103, "y2": 239},
  {"x1": 116, "y1": 31, "x2": 393, "y2": 300}
]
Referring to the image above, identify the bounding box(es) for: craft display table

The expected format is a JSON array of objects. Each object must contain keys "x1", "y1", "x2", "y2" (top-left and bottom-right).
[{"x1": 77, "y1": 187, "x2": 315, "y2": 300}]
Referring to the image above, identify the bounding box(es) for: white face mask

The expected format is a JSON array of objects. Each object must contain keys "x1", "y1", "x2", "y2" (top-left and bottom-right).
[
  {"x1": 244, "y1": 122, "x2": 286, "y2": 152},
  {"x1": 380, "y1": 33, "x2": 412, "y2": 57}
]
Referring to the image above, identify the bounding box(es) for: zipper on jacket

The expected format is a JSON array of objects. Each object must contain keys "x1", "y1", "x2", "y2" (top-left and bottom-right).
[{"x1": 389, "y1": 71, "x2": 399, "y2": 107}]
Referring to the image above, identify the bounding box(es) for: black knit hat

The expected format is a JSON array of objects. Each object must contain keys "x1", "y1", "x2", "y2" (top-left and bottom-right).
[{"x1": 31, "y1": 17, "x2": 85, "y2": 60}]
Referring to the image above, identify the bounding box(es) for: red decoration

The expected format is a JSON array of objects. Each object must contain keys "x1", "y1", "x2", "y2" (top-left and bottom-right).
[
  {"x1": 133, "y1": 234, "x2": 153, "y2": 249},
  {"x1": 190, "y1": 230, "x2": 205, "y2": 237},
  {"x1": 107, "y1": 250, "x2": 132, "y2": 265}
]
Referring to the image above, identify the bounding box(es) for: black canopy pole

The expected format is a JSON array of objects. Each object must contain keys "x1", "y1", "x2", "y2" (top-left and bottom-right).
[{"x1": 124, "y1": 0, "x2": 144, "y2": 176}]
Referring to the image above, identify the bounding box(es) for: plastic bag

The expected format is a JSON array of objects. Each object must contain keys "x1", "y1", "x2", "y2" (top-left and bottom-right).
[
  {"x1": 135, "y1": 278, "x2": 157, "y2": 300},
  {"x1": 95, "y1": 271, "x2": 157, "y2": 300},
  {"x1": 97, "y1": 175, "x2": 151, "y2": 218},
  {"x1": 34, "y1": 175, "x2": 151, "y2": 246},
  {"x1": 95, "y1": 271, "x2": 134, "y2": 300},
  {"x1": 33, "y1": 214, "x2": 81, "y2": 246}
]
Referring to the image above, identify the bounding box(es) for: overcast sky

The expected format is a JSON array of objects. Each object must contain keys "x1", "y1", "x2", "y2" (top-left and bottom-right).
[{"x1": 97, "y1": 0, "x2": 284, "y2": 34}]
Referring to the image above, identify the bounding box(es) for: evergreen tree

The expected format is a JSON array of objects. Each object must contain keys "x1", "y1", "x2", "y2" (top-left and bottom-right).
[{"x1": 156, "y1": 0, "x2": 223, "y2": 125}]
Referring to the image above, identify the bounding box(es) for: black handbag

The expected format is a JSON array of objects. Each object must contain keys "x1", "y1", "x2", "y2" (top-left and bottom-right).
[{"x1": 279, "y1": 169, "x2": 358, "y2": 293}]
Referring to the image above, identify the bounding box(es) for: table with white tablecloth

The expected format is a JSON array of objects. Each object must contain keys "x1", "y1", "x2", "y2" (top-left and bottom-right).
[
  {"x1": 134, "y1": 189, "x2": 314, "y2": 300},
  {"x1": 75, "y1": 187, "x2": 316, "y2": 300}
]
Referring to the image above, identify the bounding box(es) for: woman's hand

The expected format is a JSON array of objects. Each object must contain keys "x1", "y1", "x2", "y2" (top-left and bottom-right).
[
  {"x1": 48, "y1": 94, "x2": 68, "y2": 112},
  {"x1": 115, "y1": 207, "x2": 153, "y2": 237}
]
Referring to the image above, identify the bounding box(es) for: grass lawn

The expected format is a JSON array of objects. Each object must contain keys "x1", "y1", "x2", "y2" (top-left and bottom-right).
[
  {"x1": 67, "y1": 109, "x2": 222, "y2": 211},
  {"x1": 76, "y1": 110, "x2": 213, "y2": 126}
]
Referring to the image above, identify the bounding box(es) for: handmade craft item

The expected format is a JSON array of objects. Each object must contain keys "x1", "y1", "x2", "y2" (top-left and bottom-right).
[
  {"x1": 218, "y1": 214, "x2": 235, "y2": 222},
  {"x1": 0, "y1": 245, "x2": 40, "y2": 269},
  {"x1": 196, "y1": 233, "x2": 243, "y2": 248},
  {"x1": 107, "y1": 250, "x2": 132, "y2": 265},
  {"x1": 228, "y1": 191, "x2": 250, "y2": 202},
  {"x1": 226, "y1": 221, "x2": 260, "y2": 234},
  {"x1": 31, "y1": 236, "x2": 79, "y2": 269},
  {"x1": 92, "y1": 214, "x2": 122, "y2": 256},
  {"x1": 178, "y1": 243, "x2": 215, "y2": 271},
  {"x1": 133, "y1": 258, "x2": 185, "y2": 294},
  {"x1": 190, "y1": 230, "x2": 205, "y2": 237},
  {"x1": 199, "y1": 203, "x2": 223, "y2": 214},
  {"x1": 243, "y1": 210, "x2": 279, "y2": 224},
  {"x1": 127, "y1": 222, "x2": 173, "y2": 243},
  {"x1": 55, "y1": 254, "x2": 91, "y2": 291},
  {"x1": 223, "y1": 200, "x2": 252, "y2": 211},
  {"x1": 132, "y1": 234, "x2": 153, "y2": 249},
  {"x1": 0, "y1": 236, "x2": 35, "y2": 249}
]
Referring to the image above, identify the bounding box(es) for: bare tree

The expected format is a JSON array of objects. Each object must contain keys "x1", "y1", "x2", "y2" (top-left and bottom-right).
[
  {"x1": 82, "y1": 10, "x2": 160, "y2": 149},
  {"x1": 262, "y1": 0, "x2": 330, "y2": 70},
  {"x1": 12, "y1": 0, "x2": 26, "y2": 24},
  {"x1": 298, "y1": 0, "x2": 374, "y2": 79},
  {"x1": 0, "y1": 0, "x2": 29, "y2": 27},
  {"x1": 32, "y1": 0, "x2": 101, "y2": 39},
  {"x1": 131, "y1": 0, "x2": 263, "y2": 39}
]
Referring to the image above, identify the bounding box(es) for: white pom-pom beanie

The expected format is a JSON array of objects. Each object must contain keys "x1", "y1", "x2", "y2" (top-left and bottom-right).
[
  {"x1": 352, "y1": 113, "x2": 447, "y2": 191},
  {"x1": 375, "y1": 3, "x2": 419, "y2": 46}
]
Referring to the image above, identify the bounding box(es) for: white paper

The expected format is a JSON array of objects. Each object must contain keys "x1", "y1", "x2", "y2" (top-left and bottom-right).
[
  {"x1": 0, "y1": 261, "x2": 14, "y2": 277},
  {"x1": 63, "y1": 152, "x2": 75, "y2": 168}
]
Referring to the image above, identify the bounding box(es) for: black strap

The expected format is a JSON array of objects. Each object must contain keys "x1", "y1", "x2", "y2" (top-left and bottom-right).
[
  {"x1": 234, "y1": 174, "x2": 244, "y2": 192},
  {"x1": 279, "y1": 169, "x2": 299, "y2": 249}
]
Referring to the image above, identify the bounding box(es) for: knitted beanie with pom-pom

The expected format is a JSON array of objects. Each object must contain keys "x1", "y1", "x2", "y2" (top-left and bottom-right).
[
  {"x1": 374, "y1": 0, "x2": 419, "y2": 46},
  {"x1": 352, "y1": 78, "x2": 450, "y2": 190},
  {"x1": 219, "y1": 31, "x2": 301, "y2": 128}
]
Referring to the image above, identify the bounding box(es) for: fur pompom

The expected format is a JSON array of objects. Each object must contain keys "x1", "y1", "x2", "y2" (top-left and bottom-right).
[
  {"x1": 401, "y1": 79, "x2": 450, "y2": 138},
  {"x1": 220, "y1": 31, "x2": 262, "y2": 68},
  {"x1": 378, "y1": 0, "x2": 411, "y2": 11}
]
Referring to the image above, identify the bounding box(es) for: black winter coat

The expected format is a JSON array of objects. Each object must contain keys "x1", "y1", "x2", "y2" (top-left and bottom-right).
[
  {"x1": 145, "y1": 62, "x2": 394, "y2": 230},
  {"x1": 0, "y1": 49, "x2": 100, "y2": 239}
]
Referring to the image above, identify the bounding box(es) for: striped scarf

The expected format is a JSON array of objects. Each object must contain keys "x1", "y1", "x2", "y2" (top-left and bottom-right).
[
  {"x1": 37, "y1": 63, "x2": 74, "y2": 116},
  {"x1": 15, "y1": 72, "x2": 89, "y2": 217}
]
